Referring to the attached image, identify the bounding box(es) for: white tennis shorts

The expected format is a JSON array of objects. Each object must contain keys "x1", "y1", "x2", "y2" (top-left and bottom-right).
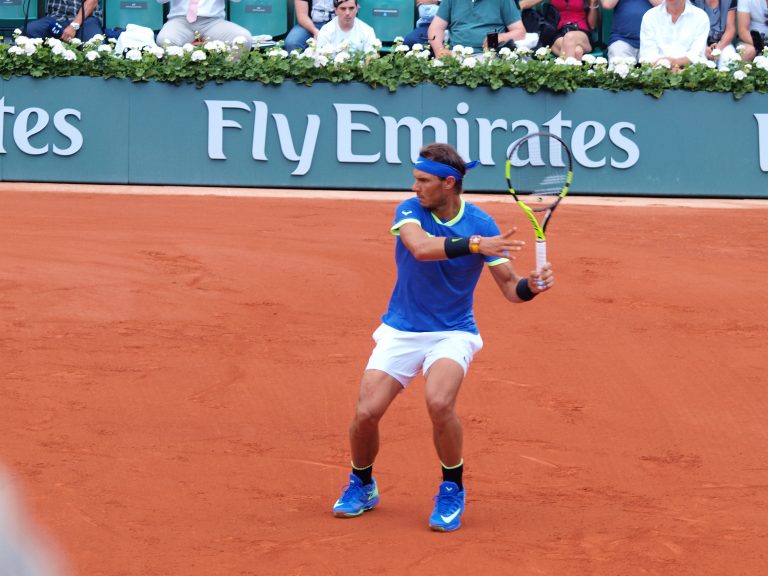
[{"x1": 365, "y1": 323, "x2": 484, "y2": 387}]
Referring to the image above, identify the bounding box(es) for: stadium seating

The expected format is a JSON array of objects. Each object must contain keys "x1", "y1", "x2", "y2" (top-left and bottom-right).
[
  {"x1": 360, "y1": 0, "x2": 415, "y2": 47},
  {"x1": 227, "y1": 0, "x2": 289, "y2": 39},
  {"x1": 104, "y1": 0, "x2": 165, "y2": 32},
  {"x1": 0, "y1": 0, "x2": 38, "y2": 38}
]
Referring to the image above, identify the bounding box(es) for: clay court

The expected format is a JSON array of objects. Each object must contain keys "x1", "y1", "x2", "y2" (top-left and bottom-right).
[{"x1": 1, "y1": 185, "x2": 767, "y2": 576}]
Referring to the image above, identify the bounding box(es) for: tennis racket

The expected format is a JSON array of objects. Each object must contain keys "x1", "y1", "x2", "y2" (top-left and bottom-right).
[{"x1": 505, "y1": 132, "x2": 572, "y2": 284}]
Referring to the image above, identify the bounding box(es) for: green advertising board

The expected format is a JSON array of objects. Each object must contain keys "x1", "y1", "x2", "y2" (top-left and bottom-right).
[{"x1": 1, "y1": 77, "x2": 766, "y2": 197}]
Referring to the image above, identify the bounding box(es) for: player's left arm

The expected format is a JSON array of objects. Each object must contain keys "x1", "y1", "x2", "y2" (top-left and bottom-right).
[
  {"x1": 398, "y1": 223, "x2": 526, "y2": 261},
  {"x1": 489, "y1": 260, "x2": 555, "y2": 303}
]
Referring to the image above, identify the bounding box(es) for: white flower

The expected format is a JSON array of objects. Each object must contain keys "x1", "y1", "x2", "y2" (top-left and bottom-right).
[
  {"x1": 704, "y1": 59, "x2": 717, "y2": 69},
  {"x1": 594, "y1": 56, "x2": 608, "y2": 66},
  {"x1": 182, "y1": 43, "x2": 195, "y2": 53},
  {"x1": 51, "y1": 43, "x2": 65, "y2": 56},
  {"x1": 754, "y1": 55, "x2": 768, "y2": 70},
  {"x1": 86, "y1": 50, "x2": 100, "y2": 61},
  {"x1": 564, "y1": 56, "x2": 582, "y2": 66},
  {"x1": 268, "y1": 47, "x2": 289, "y2": 58},
  {"x1": 372, "y1": 38, "x2": 382, "y2": 50},
  {"x1": 395, "y1": 44, "x2": 410, "y2": 53},
  {"x1": 204, "y1": 40, "x2": 228, "y2": 52},
  {"x1": 733, "y1": 69, "x2": 746, "y2": 80},
  {"x1": 416, "y1": 49, "x2": 430, "y2": 59},
  {"x1": 190, "y1": 50, "x2": 207, "y2": 61},
  {"x1": 535, "y1": 47, "x2": 549, "y2": 58},
  {"x1": 148, "y1": 46, "x2": 164, "y2": 59},
  {"x1": 432, "y1": 58, "x2": 444, "y2": 67},
  {"x1": 656, "y1": 58, "x2": 671, "y2": 69},
  {"x1": 461, "y1": 56, "x2": 477, "y2": 68},
  {"x1": 165, "y1": 45, "x2": 184, "y2": 57},
  {"x1": 85, "y1": 34, "x2": 105, "y2": 45},
  {"x1": 498, "y1": 46, "x2": 512, "y2": 58},
  {"x1": 612, "y1": 63, "x2": 630, "y2": 78},
  {"x1": 98, "y1": 44, "x2": 114, "y2": 53},
  {"x1": 711, "y1": 48, "x2": 721, "y2": 58},
  {"x1": 451, "y1": 44, "x2": 466, "y2": 55},
  {"x1": 68, "y1": 38, "x2": 82, "y2": 47},
  {"x1": 462, "y1": 46, "x2": 474, "y2": 56},
  {"x1": 232, "y1": 36, "x2": 247, "y2": 46},
  {"x1": 412, "y1": 43, "x2": 423, "y2": 52},
  {"x1": 125, "y1": 49, "x2": 142, "y2": 61},
  {"x1": 393, "y1": 36, "x2": 404, "y2": 44},
  {"x1": 582, "y1": 53, "x2": 596, "y2": 65},
  {"x1": 62, "y1": 49, "x2": 77, "y2": 61},
  {"x1": 8, "y1": 46, "x2": 24, "y2": 56},
  {"x1": 314, "y1": 54, "x2": 329, "y2": 67},
  {"x1": 13, "y1": 28, "x2": 21, "y2": 35},
  {"x1": 334, "y1": 51, "x2": 350, "y2": 64}
]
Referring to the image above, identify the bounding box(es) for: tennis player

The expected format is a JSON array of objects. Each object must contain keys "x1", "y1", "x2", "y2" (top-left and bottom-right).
[{"x1": 332, "y1": 143, "x2": 555, "y2": 531}]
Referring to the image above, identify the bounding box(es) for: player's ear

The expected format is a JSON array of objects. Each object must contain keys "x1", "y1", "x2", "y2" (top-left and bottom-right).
[{"x1": 444, "y1": 175, "x2": 457, "y2": 191}]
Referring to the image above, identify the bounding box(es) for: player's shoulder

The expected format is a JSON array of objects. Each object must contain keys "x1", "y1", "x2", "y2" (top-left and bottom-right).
[
  {"x1": 463, "y1": 200, "x2": 494, "y2": 222},
  {"x1": 394, "y1": 196, "x2": 424, "y2": 216}
]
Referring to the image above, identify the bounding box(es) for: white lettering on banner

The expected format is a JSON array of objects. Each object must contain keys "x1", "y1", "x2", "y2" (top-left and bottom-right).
[
  {"x1": 0, "y1": 97, "x2": 83, "y2": 156},
  {"x1": 609, "y1": 123, "x2": 640, "y2": 169},
  {"x1": 206, "y1": 99, "x2": 642, "y2": 173},
  {"x1": 206, "y1": 99, "x2": 320, "y2": 175},
  {"x1": 335, "y1": 103, "x2": 380, "y2": 163},
  {"x1": 383, "y1": 116, "x2": 448, "y2": 163},
  {"x1": 755, "y1": 114, "x2": 768, "y2": 172},
  {"x1": 15, "y1": 108, "x2": 50, "y2": 155}
]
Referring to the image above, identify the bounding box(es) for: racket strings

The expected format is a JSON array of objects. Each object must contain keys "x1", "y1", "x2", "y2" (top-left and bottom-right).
[{"x1": 508, "y1": 137, "x2": 570, "y2": 197}]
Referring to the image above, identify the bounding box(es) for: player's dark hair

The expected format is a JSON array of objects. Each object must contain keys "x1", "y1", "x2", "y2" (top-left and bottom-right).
[{"x1": 418, "y1": 143, "x2": 465, "y2": 193}]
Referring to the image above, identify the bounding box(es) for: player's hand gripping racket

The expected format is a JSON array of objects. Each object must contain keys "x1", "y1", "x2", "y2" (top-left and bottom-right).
[{"x1": 505, "y1": 132, "x2": 572, "y2": 286}]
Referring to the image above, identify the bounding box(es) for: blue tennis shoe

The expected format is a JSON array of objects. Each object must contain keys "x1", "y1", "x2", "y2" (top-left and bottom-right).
[
  {"x1": 332, "y1": 474, "x2": 380, "y2": 517},
  {"x1": 429, "y1": 481, "x2": 465, "y2": 532}
]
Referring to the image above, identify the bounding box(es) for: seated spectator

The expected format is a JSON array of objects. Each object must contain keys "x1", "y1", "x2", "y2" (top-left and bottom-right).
[
  {"x1": 522, "y1": 0, "x2": 599, "y2": 60},
  {"x1": 285, "y1": 0, "x2": 336, "y2": 52},
  {"x1": 23, "y1": 0, "x2": 104, "y2": 42},
  {"x1": 428, "y1": 0, "x2": 526, "y2": 56},
  {"x1": 156, "y1": 0, "x2": 253, "y2": 50},
  {"x1": 601, "y1": 0, "x2": 660, "y2": 65},
  {"x1": 639, "y1": 0, "x2": 709, "y2": 67},
  {"x1": 691, "y1": 0, "x2": 739, "y2": 68},
  {"x1": 736, "y1": 0, "x2": 768, "y2": 61},
  {"x1": 316, "y1": 0, "x2": 378, "y2": 53},
  {"x1": 404, "y1": 0, "x2": 441, "y2": 48}
]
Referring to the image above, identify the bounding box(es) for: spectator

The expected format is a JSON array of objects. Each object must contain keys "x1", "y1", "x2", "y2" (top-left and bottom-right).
[
  {"x1": 522, "y1": 0, "x2": 599, "y2": 60},
  {"x1": 736, "y1": 0, "x2": 768, "y2": 61},
  {"x1": 601, "y1": 0, "x2": 661, "y2": 65},
  {"x1": 23, "y1": 0, "x2": 104, "y2": 42},
  {"x1": 285, "y1": 0, "x2": 336, "y2": 52},
  {"x1": 155, "y1": 0, "x2": 253, "y2": 50},
  {"x1": 691, "y1": 0, "x2": 739, "y2": 68},
  {"x1": 404, "y1": 0, "x2": 441, "y2": 48},
  {"x1": 639, "y1": 0, "x2": 710, "y2": 67},
  {"x1": 316, "y1": 0, "x2": 378, "y2": 53},
  {"x1": 428, "y1": 0, "x2": 526, "y2": 56}
]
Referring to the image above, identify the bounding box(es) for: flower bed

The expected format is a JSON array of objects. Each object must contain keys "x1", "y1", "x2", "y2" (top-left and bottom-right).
[{"x1": 2, "y1": 32, "x2": 768, "y2": 99}]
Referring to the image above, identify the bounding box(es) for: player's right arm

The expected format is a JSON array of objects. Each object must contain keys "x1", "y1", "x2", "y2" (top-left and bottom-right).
[{"x1": 398, "y1": 223, "x2": 526, "y2": 261}]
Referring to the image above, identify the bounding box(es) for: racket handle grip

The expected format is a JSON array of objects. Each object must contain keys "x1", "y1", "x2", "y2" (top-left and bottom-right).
[{"x1": 535, "y1": 240, "x2": 547, "y2": 289}]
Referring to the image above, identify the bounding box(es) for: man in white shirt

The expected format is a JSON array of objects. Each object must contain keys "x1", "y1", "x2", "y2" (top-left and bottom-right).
[
  {"x1": 156, "y1": 0, "x2": 253, "y2": 50},
  {"x1": 639, "y1": 0, "x2": 710, "y2": 67},
  {"x1": 316, "y1": 0, "x2": 379, "y2": 53}
]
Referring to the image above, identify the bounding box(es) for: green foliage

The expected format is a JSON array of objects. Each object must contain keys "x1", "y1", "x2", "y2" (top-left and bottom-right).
[{"x1": 2, "y1": 33, "x2": 768, "y2": 99}]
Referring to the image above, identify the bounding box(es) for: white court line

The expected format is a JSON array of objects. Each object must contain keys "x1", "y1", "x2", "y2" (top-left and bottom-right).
[{"x1": 2, "y1": 182, "x2": 767, "y2": 209}]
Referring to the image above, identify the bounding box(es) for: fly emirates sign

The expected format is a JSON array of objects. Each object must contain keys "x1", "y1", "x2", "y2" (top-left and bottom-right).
[{"x1": 204, "y1": 100, "x2": 768, "y2": 175}]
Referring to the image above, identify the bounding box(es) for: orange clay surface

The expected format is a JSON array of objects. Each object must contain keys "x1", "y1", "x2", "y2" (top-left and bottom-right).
[{"x1": 1, "y1": 186, "x2": 767, "y2": 576}]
